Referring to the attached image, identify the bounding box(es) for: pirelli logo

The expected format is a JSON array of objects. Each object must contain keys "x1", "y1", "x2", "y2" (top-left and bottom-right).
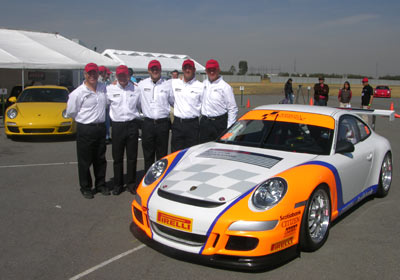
[
  {"x1": 157, "y1": 211, "x2": 193, "y2": 232},
  {"x1": 271, "y1": 236, "x2": 294, "y2": 252}
]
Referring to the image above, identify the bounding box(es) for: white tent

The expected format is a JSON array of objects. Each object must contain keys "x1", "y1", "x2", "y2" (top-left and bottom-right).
[
  {"x1": 0, "y1": 28, "x2": 117, "y2": 69},
  {"x1": 102, "y1": 49, "x2": 205, "y2": 73}
]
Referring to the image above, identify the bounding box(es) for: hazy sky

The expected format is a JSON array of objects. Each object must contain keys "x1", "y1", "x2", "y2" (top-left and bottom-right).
[{"x1": 1, "y1": 0, "x2": 399, "y2": 76}]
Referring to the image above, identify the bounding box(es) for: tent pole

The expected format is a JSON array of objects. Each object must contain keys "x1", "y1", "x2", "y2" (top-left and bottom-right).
[{"x1": 22, "y1": 68, "x2": 25, "y2": 90}]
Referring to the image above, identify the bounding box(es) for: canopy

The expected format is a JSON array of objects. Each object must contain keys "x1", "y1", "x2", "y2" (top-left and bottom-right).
[
  {"x1": 0, "y1": 28, "x2": 117, "y2": 69},
  {"x1": 102, "y1": 49, "x2": 205, "y2": 73}
]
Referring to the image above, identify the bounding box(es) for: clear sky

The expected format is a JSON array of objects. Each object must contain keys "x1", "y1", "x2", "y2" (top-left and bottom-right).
[{"x1": 1, "y1": 0, "x2": 399, "y2": 76}]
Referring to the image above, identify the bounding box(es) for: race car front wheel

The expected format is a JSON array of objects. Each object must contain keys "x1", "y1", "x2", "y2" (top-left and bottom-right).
[
  {"x1": 376, "y1": 152, "x2": 392, "y2": 198},
  {"x1": 300, "y1": 185, "x2": 331, "y2": 252}
]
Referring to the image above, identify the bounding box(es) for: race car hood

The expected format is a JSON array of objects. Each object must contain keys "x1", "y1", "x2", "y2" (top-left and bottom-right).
[
  {"x1": 160, "y1": 142, "x2": 318, "y2": 204},
  {"x1": 14, "y1": 103, "x2": 66, "y2": 120}
]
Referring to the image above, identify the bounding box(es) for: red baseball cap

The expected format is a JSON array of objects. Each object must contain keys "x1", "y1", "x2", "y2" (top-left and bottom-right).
[
  {"x1": 98, "y1": 65, "x2": 106, "y2": 73},
  {"x1": 182, "y1": 59, "x2": 195, "y2": 69},
  {"x1": 116, "y1": 65, "x2": 129, "y2": 76},
  {"x1": 85, "y1": 63, "x2": 99, "y2": 73},
  {"x1": 148, "y1": 60, "x2": 161, "y2": 70},
  {"x1": 206, "y1": 59, "x2": 220, "y2": 70},
  {"x1": 362, "y1": 77, "x2": 369, "y2": 83},
  {"x1": 106, "y1": 67, "x2": 112, "y2": 74}
]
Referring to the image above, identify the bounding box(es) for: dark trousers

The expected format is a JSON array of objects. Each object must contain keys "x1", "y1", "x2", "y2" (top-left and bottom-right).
[
  {"x1": 111, "y1": 120, "x2": 139, "y2": 190},
  {"x1": 314, "y1": 98, "x2": 327, "y2": 106},
  {"x1": 171, "y1": 116, "x2": 199, "y2": 153},
  {"x1": 76, "y1": 123, "x2": 107, "y2": 193},
  {"x1": 142, "y1": 118, "x2": 170, "y2": 173},
  {"x1": 199, "y1": 114, "x2": 228, "y2": 144}
]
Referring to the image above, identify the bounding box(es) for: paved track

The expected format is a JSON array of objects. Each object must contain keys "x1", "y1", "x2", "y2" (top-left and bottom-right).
[{"x1": 0, "y1": 95, "x2": 399, "y2": 280}]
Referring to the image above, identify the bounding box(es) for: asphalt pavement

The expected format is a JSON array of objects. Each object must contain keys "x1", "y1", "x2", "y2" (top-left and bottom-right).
[{"x1": 0, "y1": 95, "x2": 399, "y2": 280}]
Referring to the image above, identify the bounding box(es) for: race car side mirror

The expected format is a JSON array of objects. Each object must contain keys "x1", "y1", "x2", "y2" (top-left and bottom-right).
[
  {"x1": 336, "y1": 140, "x2": 355, "y2": 154},
  {"x1": 8, "y1": 96, "x2": 17, "y2": 103}
]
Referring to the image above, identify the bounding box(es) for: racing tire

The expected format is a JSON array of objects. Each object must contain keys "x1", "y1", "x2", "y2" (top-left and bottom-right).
[
  {"x1": 376, "y1": 152, "x2": 392, "y2": 198},
  {"x1": 300, "y1": 185, "x2": 331, "y2": 252}
]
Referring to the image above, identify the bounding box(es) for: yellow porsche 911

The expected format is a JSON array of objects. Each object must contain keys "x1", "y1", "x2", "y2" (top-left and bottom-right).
[{"x1": 4, "y1": 85, "x2": 76, "y2": 137}]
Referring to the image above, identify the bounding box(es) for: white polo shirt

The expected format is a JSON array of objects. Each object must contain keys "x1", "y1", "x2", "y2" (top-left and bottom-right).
[
  {"x1": 106, "y1": 82, "x2": 140, "y2": 122},
  {"x1": 138, "y1": 77, "x2": 174, "y2": 119},
  {"x1": 201, "y1": 76, "x2": 238, "y2": 127},
  {"x1": 66, "y1": 82, "x2": 107, "y2": 124},
  {"x1": 172, "y1": 77, "x2": 203, "y2": 119}
]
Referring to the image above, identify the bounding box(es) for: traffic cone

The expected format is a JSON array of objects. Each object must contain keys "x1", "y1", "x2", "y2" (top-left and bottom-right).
[
  {"x1": 390, "y1": 102, "x2": 394, "y2": 111},
  {"x1": 246, "y1": 98, "x2": 250, "y2": 109},
  {"x1": 309, "y1": 98, "x2": 314, "y2": 106}
]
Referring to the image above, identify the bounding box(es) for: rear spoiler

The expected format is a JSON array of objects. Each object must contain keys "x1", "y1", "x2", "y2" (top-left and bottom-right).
[{"x1": 337, "y1": 108, "x2": 395, "y2": 130}]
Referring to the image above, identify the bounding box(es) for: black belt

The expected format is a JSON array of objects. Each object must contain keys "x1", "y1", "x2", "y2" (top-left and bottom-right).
[
  {"x1": 174, "y1": 116, "x2": 199, "y2": 123},
  {"x1": 201, "y1": 113, "x2": 227, "y2": 121},
  {"x1": 78, "y1": 122, "x2": 105, "y2": 127},
  {"x1": 144, "y1": 117, "x2": 169, "y2": 124}
]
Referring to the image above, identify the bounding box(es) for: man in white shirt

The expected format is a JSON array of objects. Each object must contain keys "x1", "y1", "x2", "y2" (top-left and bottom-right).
[
  {"x1": 137, "y1": 60, "x2": 174, "y2": 173},
  {"x1": 66, "y1": 63, "x2": 109, "y2": 199},
  {"x1": 199, "y1": 59, "x2": 238, "y2": 143},
  {"x1": 171, "y1": 59, "x2": 203, "y2": 152},
  {"x1": 107, "y1": 65, "x2": 141, "y2": 195}
]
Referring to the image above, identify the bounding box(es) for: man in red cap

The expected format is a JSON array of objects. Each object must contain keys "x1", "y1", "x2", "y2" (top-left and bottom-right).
[
  {"x1": 137, "y1": 60, "x2": 174, "y2": 173},
  {"x1": 66, "y1": 62, "x2": 109, "y2": 199},
  {"x1": 361, "y1": 77, "x2": 373, "y2": 109},
  {"x1": 171, "y1": 59, "x2": 203, "y2": 152},
  {"x1": 361, "y1": 77, "x2": 374, "y2": 123},
  {"x1": 98, "y1": 66, "x2": 107, "y2": 83},
  {"x1": 106, "y1": 65, "x2": 141, "y2": 195},
  {"x1": 199, "y1": 59, "x2": 238, "y2": 143}
]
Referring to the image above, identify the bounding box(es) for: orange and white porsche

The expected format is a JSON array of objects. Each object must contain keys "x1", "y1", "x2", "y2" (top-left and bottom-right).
[{"x1": 131, "y1": 104, "x2": 393, "y2": 269}]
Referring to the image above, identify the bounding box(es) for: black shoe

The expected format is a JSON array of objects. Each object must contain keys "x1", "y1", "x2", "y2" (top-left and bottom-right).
[
  {"x1": 82, "y1": 190, "x2": 94, "y2": 199},
  {"x1": 112, "y1": 186, "x2": 123, "y2": 195},
  {"x1": 127, "y1": 184, "x2": 137, "y2": 195},
  {"x1": 96, "y1": 188, "x2": 111, "y2": 196},
  {"x1": 105, "y1": 138, "x2": 112, "y2": 145}
]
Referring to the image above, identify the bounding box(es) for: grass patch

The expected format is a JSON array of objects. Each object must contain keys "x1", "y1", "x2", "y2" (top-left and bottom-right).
[{"x1": 230, "y1": 79, "x2": 400, "y2": 98}]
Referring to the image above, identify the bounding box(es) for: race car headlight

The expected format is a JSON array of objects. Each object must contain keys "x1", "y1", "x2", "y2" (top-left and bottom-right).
[
  {"x1": 143, "y1": 159, "x2": 168, "y2": 186},
  {"x1": 62, "y1": 109, "x2": 68, "y2": 119},
  {"x1": 7, "y1": 108, "x2": 18, "y2": 119},
  {"x1": 252, "y1": 178, "x2": 287, "y2": 210}
]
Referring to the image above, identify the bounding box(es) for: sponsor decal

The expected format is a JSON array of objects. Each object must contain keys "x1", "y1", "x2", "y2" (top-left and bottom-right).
[
  {"x1": 157, "y1": 210, "x2": 193, "y2": 232},
  {"x1": 271, "y1": 236, "x2": 294, "y2": 252},
  {"x1": 113, "y1": 94, "x2": 120, "y2": 97},
  {"x1": 280, "y1": 210, "x2": 301, "y2": 220},
  {"x1": 279, "y1": 113, "x2": 303, "y2": 120},
  {"x1": 144, "y1": 88, "x2": 151, "y2": 92},
  {"x1": 284, "y1": 224, "x2": 298, "y2": 237},
  {"x1": 174, "y1": 88, "x2": 182, "y2": 92},
  {"x1": 281, "y1": 217, "x2": 300, "y2": 227}
]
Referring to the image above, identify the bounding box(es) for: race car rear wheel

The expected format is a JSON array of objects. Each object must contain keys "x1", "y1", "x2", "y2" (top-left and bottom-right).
[
  {"x1": 376, "y1": 152, "x2": 392, "y2": 198},
  {"x1": 300, "y1": 185, "x2": 331, "y2": 252}
]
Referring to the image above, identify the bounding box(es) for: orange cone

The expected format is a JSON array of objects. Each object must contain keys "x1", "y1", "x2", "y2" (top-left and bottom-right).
[
  {"x1": 390, "y1": 102, "x2": 394, "y2": 111},
  {"x1": 309, "y1": 98, "x2": 314, "y2": 105},
  {"x1": 246, "y1": 98, "x2": 250, "y2": 109}
]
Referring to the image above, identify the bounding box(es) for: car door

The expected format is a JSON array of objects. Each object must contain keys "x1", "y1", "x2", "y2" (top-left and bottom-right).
[{"x1": 330, "y1": 115, "x2": 374, "y2": 209}]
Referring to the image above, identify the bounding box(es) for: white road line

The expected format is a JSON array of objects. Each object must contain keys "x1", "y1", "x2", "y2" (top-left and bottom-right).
[
  {"x1": 0, "y1": 158, "x2": 144, "y2": 169},
  {"x1": 69, "y1": 244, "x2": 146, "y2": 280}
]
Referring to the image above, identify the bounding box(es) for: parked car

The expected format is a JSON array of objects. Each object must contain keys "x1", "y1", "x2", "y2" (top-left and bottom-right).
[
  {"x1": 131, "y1": 104, "x2": 392, "y2": 269},
  {"x1": 374, "y1": 85, "x2": 391, "y2": 98},
  {"x1": 4, "y1": 85, "x2": 76, "y2": 137}
]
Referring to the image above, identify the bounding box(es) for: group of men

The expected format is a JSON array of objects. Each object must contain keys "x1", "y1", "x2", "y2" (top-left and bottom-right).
[{"x1": 66, "y1": 59, "x2": 238, "y2": 199}]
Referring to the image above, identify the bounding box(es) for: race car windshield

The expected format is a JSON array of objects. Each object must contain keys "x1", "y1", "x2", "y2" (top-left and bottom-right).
[
  {"x1": 18, "y1": 88, "x2": 69, "y2": 103},
  {"x1": 217, "y1": 119, "x2": 333, "y2": 155}
]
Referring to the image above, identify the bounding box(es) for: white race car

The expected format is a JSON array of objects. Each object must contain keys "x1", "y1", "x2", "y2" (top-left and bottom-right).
[{"x1": 131, "y1": 104, "x2": 393, "y2": 269}]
